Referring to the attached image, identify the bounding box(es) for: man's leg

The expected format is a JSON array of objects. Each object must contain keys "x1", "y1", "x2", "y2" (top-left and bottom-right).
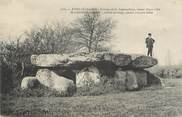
[
  {"x1": 150, "y1": 47, "x2": 153, "y2": 57},
  {"x1": 149, "y1": 47, "x2": 153, "y2": 57},
  {"x1": 147, "y1": 48, "x2": 150, "y2": 56}
]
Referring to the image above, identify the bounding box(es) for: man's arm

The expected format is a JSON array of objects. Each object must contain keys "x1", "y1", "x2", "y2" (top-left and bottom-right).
[
  {"x1": 145, "y1": 38, "x2": 148, "y2": 43},
  {"x1": 153, "y1": 38, "x2": 155, "y2": 43}
]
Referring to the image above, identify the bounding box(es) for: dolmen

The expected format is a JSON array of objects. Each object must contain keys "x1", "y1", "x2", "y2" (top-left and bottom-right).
[{"x1": 21, "y1": 52, "x2": 162, "y2": 95}]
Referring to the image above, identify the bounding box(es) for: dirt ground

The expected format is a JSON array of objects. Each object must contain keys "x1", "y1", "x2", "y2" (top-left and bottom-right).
[{"x1": 1, "y1": 79, "x2": 182, "y2": 117}]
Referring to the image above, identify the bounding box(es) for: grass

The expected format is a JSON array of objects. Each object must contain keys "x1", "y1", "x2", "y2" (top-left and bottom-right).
[{"x1": 1, "y1": 78, "x2": 182, "y2": 117}]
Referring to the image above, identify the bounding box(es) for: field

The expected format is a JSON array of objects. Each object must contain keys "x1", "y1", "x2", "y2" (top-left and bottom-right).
[{"x1": 1, "y1": 79, "x2": 182, "y2": 117}]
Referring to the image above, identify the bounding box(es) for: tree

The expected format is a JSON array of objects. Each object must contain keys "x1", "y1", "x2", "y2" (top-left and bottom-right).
[
  {"x1": 23, "y1": 23, "x2": 75, "y2": 54},
  {"x1": 73, "y1": 11, "x2": 115, "y2": 53}
]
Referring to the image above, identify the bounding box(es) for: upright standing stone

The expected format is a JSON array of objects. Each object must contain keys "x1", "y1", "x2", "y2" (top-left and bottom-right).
[
  {"x1": 125, "y1": 71, "x2": 138, "y2": 90},
  {"x1": 135, "y1": 70, "x2": 148, "y2": 87},
  {"x1": 36, "y1": 69, "x2": 75, "y2": 95},
  {"x1": 21, "y1": 77, "x2": 39, "y2": 89},
  {"x1": 76, "y1": 66, "x2": 101, "y2": 87},
  {"x1": 114, "y1": 69, "x2": 127, "y2": 83}
]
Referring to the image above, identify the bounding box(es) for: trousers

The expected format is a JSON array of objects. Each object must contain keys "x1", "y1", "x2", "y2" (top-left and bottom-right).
[{"x1": 147, "y1": 47, "x2": 153, "y2": 57}]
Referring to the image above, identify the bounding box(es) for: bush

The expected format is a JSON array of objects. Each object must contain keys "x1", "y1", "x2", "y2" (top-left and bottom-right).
[
  {"x1": 0, "y1": 60, "x2": 13, "y2": 94},
  {"x1": 154, "y1": 67, "x2": 182, "y2": 79}
]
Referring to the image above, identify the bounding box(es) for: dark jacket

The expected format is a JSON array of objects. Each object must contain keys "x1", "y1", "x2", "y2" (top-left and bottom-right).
[{"x1": 146, "y1": 38, "x2": 155, "y2": 48}]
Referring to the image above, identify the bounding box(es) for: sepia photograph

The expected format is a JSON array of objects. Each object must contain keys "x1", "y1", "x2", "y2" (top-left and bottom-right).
[{"x1": 0, "y1": 0, "x2": 182, "y2": 117}]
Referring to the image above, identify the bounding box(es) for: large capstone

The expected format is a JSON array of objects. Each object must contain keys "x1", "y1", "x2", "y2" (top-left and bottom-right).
[
  {"x1": 101, "y1": 53, "x2": 132, "y2": 67},
  {"x1": 31, "y1": 52, "x2": 157, "y2": 69},
  {"x1": 31, "y1": 54, "x2": 69, "y2": 67},
  {"x1": 130, "y1": 55, "x2": 158, "y2": 69}
]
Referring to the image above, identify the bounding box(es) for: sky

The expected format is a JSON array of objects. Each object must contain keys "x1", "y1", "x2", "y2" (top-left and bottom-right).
[{"x1": 0, "y1": 0, "x2": 182, "y2": 65}]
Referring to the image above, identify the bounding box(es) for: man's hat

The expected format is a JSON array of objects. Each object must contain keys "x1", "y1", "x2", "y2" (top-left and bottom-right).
[{"x1": 148, "y1": 33, "x2": 152, "y2": 36}]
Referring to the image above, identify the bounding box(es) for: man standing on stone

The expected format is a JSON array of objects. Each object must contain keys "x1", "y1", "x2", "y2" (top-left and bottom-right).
[{"x1": 145, "y1": 33, "x2": 155, "y2": 57}]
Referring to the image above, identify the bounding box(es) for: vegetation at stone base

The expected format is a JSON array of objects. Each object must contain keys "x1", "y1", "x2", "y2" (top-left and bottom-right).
[
  {"x1": 0, "y1": 11, "x2": 115, "y2": 94},
  {"x1": 1, "y1": 78, "x2": 182, "y2": 117},
  {"x1": 8, "y1": 84, "x2": 73, "y2": 98},
  {"x1": 75, "y1": 76, "x2": 126, "y2": 96}
]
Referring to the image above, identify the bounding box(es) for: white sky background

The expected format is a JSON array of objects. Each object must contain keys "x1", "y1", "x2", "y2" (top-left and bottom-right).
[{"x1": 0, "y1": 0, "x2": 182, "y2": 65}]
